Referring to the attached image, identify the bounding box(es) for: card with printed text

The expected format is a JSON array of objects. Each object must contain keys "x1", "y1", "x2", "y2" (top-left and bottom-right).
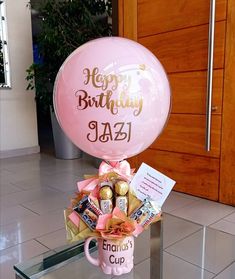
[{"x1": 130, "y1": 163, "x2": 176, "y2": 207}]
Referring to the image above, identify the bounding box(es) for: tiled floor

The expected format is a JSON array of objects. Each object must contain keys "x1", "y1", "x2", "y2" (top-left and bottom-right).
[{"x1": 0, "y1": 153, "x2": 235, "y2": 279}]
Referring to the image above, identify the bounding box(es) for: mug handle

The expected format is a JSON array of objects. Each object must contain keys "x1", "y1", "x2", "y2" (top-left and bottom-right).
[{"x1": 84, "y1": 237, "x2": 100, "y2": 266}]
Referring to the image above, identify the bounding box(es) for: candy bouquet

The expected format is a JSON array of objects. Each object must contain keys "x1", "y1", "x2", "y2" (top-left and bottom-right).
[
  {"x1": 64, "y1": 160, "x2": 175, "y2": 276},
  {"x1": 64, "y1": 160, "x2": 161, "y2": 243}
]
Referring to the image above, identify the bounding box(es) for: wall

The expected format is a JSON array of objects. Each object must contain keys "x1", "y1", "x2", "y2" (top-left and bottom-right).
[{"x1": 0, "y1": 0, "x2": 39, "y2": 158}]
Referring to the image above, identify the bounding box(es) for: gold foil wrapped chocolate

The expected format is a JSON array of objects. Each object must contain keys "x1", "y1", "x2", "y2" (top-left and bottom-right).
[
  {"x1": 100, "y1": 186, "x2": 113, "y2": 200},
  {"x1": 115, "y1": 181, "x2": 129, "y2": 196},
  {"x1": 114, "y1": 181, "x2": 129, "y2": 215},
  {"x1": 99, "y1": 184, "x2": 113, "y2": 214}
]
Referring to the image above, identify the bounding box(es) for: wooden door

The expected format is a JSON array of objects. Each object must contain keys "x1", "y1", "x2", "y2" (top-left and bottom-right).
[
  {"x1": 118, "y1": 0, "x2": 229, "y2": 201},
  {"x1": 219, "y1": 0, "x2": 235, "y2": 205}
]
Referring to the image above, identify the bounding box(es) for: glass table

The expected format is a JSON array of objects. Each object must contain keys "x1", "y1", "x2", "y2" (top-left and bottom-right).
[{"x1": 14, "y1": 213, "x2": 235, "y2": 279}]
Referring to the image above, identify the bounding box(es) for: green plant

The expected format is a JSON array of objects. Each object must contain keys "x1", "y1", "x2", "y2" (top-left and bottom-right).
[{"x1": 26, "y1": 0, "x2": 112, "y2": 113}]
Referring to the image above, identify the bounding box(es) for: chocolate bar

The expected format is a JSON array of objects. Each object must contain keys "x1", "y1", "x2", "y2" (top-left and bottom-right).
[
  {"x1": 73, "y1": 195, "x2": 102, "y2": 230},
  {"x1": 129, "y1": 199, "x2": 160, "y2": 228}
]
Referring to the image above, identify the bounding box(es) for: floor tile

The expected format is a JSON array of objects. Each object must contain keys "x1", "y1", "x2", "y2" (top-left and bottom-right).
[
  {"x1": 0, "y1": 182, "x2": 22, "y2": 196},
  {"x1": 131, "y1": 258, "x2": 150, "y2": 279},
  {"x1": 1, "y1": 169, "x2": 43, "y2": 185},
  {"x1": 213, "y1": 262, "x2": 235, "y2": 279},
  {"x1": 224, "y1": 212, "x2": 235, "y2": 224},
  {"x1": 12, "y1": 165, "x2": 96, "y2": 191},
  {"x1": 165, "y1": 227, "x2": 235, "y2": 274},
  {"x1": 163, "y1": 252, "x2": 214, "y2": 279},
  {"x1": 134, "y1": 228, "x2": 150, "y2": 264},
  {"x1": 210, "y1": 219, "x2": 235, "y2": 235},
  {"x1": 0, "y1": 204, "x2": 38, "y2": 226},
  {"x1": 0, "y1": 240, "x2": 49, "y2": 279},
  {"x1": 36, "y1": 228, "x2": 67, "y2": 250},
  {"x1": 0, "y1": 187, "x2": 61, "y2": 209},
  {"x1": 163, "y1": 213, "x2": 202, "y2": 249},
  {"x1": 10, "y1": 176, "x2": 50, "y2": 191},
  {"x1": 172, "y1": 191, "x2": 201, "y2": 201},
  {"x1": 22, "y1": 192, "x2": 70, "y2": 214},
  {"x1": 39, "y1": 158, "x2": 97, "y2": 177},
  {"x1": 170, "y1": 199, "x2": 235, "y2": 225},
  {"x1": 162, "y1": 191, "x2": 198, "y2": 213},
  {"x1": 0, "y1": 168, "x2": 12, "y2": 176},
  {"x1": 0, "y1": 209, "x2": 64, "y2": 250},
  {"x1": 0, "y1": 154, "x2": 54, "y2": 173},
  {"x1": 39, "y1": 172, "x2": 82, "y2": 193}
]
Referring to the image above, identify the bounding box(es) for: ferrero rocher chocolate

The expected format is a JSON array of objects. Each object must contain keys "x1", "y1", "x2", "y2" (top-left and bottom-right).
[
  {"x1": 115, "y1": 181, "x2": 129, "y2": 196},
  {"x1": 114, "y1": 181, "x2": 129, "y2": 215},
  {"x1": 100, "y1": 186, "x2": 113, "y2": 200},
  {"x1": 99, "y1": 186, "x2": 113, "y2": 214}
]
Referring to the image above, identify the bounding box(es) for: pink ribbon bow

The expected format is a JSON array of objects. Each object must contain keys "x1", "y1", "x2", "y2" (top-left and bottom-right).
[
  {"x1": 77, "y1": 177, "x2": 99, "y2": 193},
  {"x1": 99, "y1": 160, "x2": 133, "y2": 181},
  {"x1": 77, "y1": 160, "x2": 133, "y2": 196}
]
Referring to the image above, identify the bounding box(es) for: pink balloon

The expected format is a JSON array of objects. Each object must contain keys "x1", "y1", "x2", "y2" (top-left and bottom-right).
[{"x1": 53, "y1": 37, "x2": 171, "y2": 161}]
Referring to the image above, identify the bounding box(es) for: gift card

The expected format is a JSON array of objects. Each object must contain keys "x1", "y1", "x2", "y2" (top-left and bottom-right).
[{"x1": 130, "y1": 163, "x2": 176, "y2": 207}]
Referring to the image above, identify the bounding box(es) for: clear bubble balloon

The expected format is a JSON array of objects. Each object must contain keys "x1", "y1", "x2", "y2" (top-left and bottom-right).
[{"x1": 53, "y1": 37, "x2": 171, "y2": 161}]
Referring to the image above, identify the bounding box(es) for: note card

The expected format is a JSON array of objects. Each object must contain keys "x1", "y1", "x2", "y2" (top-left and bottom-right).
[{"x1": 130, "y1": 163, "x2": 176, "y2": 207}]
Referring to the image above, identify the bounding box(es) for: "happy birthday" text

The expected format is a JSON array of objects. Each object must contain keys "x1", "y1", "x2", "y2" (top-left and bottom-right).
[{"x1": 75, "y1": 90, "x2": 143, "y2": 116}]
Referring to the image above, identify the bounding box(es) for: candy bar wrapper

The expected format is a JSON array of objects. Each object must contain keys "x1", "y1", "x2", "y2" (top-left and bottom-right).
[
  {"x1": 64, "y1": 191, "x2": 102, "y2": 242},
  {"x1": 64, "y1": 209, "x2": 99, "y2": 242},
  {"x1": 73, "y1": 195, "x2": 102, "y2": 231},
  {"x1": 127, "y1": 187, "x2": 162, "y2": 229},
  {"x1": 129, "y1": 198, "x2": 162, "y2": 230}
]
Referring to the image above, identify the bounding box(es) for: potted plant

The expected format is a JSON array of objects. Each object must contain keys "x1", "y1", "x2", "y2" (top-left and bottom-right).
[{"x1": 26, "y1": 0, "x2": 112, "y2": 159}]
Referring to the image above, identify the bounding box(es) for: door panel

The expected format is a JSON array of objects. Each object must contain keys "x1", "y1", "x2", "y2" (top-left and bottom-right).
[
  {"x1": 169, "y1": 69, "x2": 223, "y2": 114},
  {"x1": 137, "y1": 149, "x2": 219, "y2": 200},
  {"x1": 138, "y1": 0, "x2": 227, "y2": 37},
  {"x1": 139, "y1": 21, "x2": 226, "y2": 73},
  {"x1": 151, "y1": 114, "x2": 221, "y2": 158},
  {"x1": 220, "y1": 0, "x2": 235, "y2": 205}
]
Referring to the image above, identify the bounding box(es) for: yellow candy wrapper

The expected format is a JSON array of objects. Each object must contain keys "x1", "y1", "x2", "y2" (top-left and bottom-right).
[
  {"x1": 64, "y1": 208, "x2": 99, "y2": 242},
  {"x1": 127, "y1": 191, "x2": 142, "y2": 216}
]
